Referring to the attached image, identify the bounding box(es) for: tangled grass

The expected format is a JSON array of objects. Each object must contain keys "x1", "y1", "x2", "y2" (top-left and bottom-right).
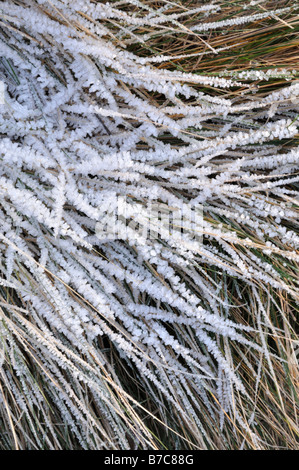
[{"x1": 0, "y1": 0, "x2": 298, "y2": 450}]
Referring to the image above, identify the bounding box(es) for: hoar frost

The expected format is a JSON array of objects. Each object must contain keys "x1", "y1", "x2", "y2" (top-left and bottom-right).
[{"x1": 0, "y1": 0, "x2": 298, "y2": 450}]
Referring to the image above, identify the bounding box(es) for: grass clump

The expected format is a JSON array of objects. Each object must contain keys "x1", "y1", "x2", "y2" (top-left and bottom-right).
[{"x1": 0, "y1": 0, "x2": 298, "y2": 450}]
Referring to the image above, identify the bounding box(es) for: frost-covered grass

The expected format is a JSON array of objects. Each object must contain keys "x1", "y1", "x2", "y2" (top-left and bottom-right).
[{"x1": 0, "y1": 0, "x2": 298, "y2": 450}]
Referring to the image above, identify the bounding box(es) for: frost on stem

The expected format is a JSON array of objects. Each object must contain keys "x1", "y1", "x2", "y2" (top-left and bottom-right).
[{"x1": 0, "y1": 0, "x2": 298, "y2": 450}]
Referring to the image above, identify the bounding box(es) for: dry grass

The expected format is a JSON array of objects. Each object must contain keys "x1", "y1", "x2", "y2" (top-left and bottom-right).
[{"x1": 0, "y1": 0, "x2": 298, "y2": 450}]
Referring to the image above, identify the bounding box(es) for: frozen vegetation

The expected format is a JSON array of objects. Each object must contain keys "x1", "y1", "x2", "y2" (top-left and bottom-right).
[{"x1": 0, "y1": 0, "x2": 298, "y2": 450}]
